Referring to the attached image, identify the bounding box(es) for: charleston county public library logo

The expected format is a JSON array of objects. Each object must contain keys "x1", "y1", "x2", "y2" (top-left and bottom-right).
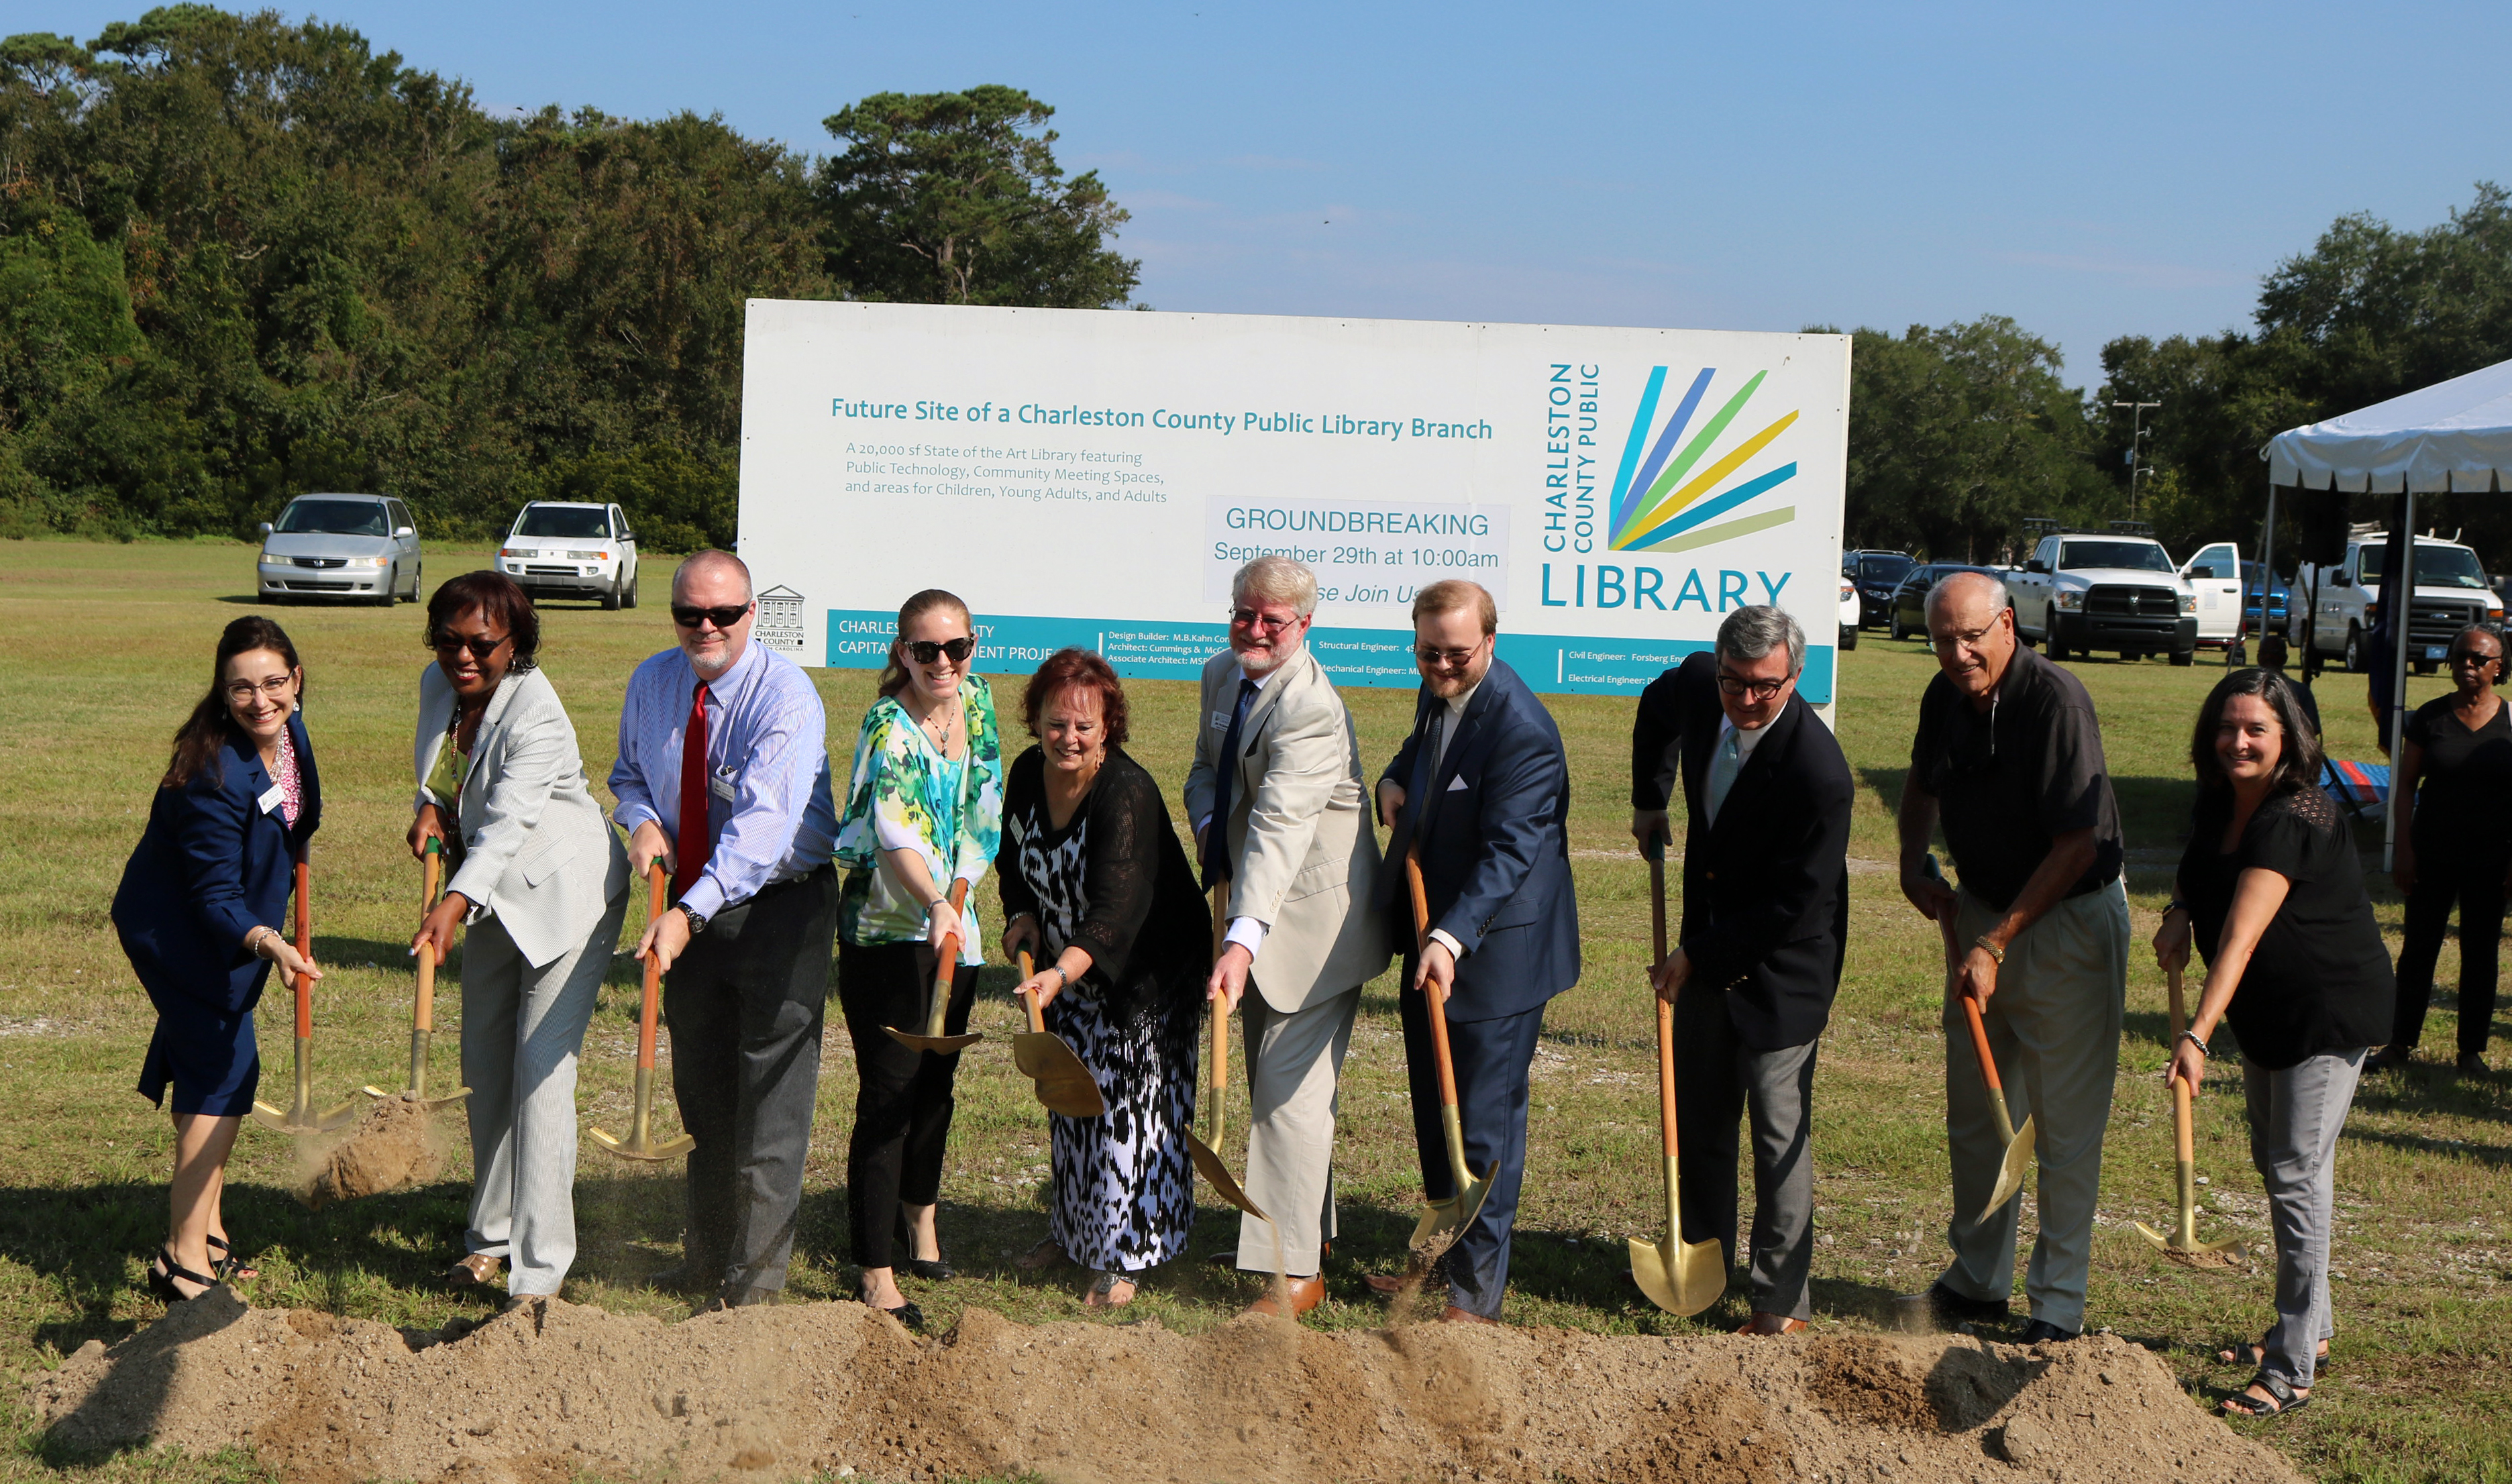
[{"x1": 1608, "y1": 367, "x2": 1798, "y2": 556}]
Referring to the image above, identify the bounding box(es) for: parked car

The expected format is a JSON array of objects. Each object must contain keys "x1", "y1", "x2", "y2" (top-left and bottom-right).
[
  {"x1": 2239, "y1": 560, "x2": 2291, "y2": 642},
  {"x1": 496, "y1": 501, "x2": 641, "y2": 609},
  {"x1": 1838, "y1": 576, "x2": 1860, "y2": 651},
  {"x1": 2006, "y1": 531, "x2": 2197, "y2": 665},
  {"x1": 2177, "y1": 540, "x2": 2244, "y2": 650},
  {"x1": 1885, "y1": 564, "x2": 2003, "y2": 642},
  {"x1": 2292, "y1": 531, "x2": 2503, "y2": 674},
  {"x1": 1843, "y1": 549, "x2": 1915, "y2": 628},
  {"x1": 256, "y1": 493, "x2": 422, "y2": 606}
]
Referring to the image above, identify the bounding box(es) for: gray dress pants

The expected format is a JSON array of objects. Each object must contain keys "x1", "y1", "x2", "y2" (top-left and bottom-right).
[
  {"x1": 2242, "y1": 1049, "x2": 2364, "y2": 1389},
  {"x1": 664, "y1": 865, "x2": 840, "y2": 1301},
  {"x1": 1233, "y1": 984, "x2": 1362, "y2": 1277},
  {"x1": 1674, "y1": 984, "x2": 1820, "y2": 1321},
  {"x1": 1943, "y1": 879, "x2": 2127, "y2": 1332},
  {"x1": 460, "y1": 890, "x2": 627, "y2": 1295}
]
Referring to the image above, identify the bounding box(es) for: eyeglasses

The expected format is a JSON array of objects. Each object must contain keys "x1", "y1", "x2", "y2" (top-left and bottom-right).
[
  {"x1": 1930, "y1": 621, "x2": 2001, "y2": 655},
  {"x1": 223, "y1": 676, "x2": 296, "y2": 704},
  {"x1": 1416, "y1": 643, "x2": 1483, "y2": 668},
  {"x1": 1714, "y1": 672, "x2": 1792, "y2": 700},
  {"x1": 1230, "y1": 608, "x2": 1303, "y2": 633},
  {"x1": 433, "y1": 632, "x2": 511, "y2": 662},
  {"x1": 672, "y1": 603, "x2": 751, "y2": 631},
  {"x1": 906, "y1": 637, "x2": 976, "y2": 664}
]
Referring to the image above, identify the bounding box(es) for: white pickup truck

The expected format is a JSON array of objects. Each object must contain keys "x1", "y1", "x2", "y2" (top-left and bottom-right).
[
  {"x1": 2290, "y1": 532, "x2": 2503, "y2": 674},
  {"x1": 2006, "y1": 531, "x2": 2198, "y2": 664}
]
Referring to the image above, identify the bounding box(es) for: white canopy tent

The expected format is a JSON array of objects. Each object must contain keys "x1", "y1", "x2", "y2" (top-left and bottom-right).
[{"x1": 2262, "y1": 355, "x2": 2512, "y2": 864}]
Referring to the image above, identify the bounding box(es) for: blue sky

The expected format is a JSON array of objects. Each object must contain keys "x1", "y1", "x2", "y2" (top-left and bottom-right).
[{"x1": 35, "y1": 1, "x2": 2512, "y2": 386}]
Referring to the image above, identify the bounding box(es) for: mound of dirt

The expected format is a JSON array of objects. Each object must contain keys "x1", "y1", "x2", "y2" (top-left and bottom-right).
[
  {"x1": 28, "y1": 1291, "x2": 2304, "y2": 1484},
  {"x1": 299, "y1": 1096, "x2": 443, "y2": 1208}
]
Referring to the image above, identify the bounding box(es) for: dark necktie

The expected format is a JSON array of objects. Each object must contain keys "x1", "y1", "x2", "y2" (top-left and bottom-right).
[
  {"x1": 672, "y1": 680, "x2": 711, "y2": 899},
  {"x1": 1201, "y1": 678, "x2": 1259, "y2": 890},
  {"x1": 1405, "y1": 705, "x2": 1446, "y2": 839}
]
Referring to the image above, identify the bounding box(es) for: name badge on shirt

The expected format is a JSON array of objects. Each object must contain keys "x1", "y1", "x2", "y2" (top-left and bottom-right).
[
  {"x1": 256, "y1": 783, "x2": 286, "y2": 815},
  {"x1": 711, "y1": 764, "x2": 738, "y2": 802},
  {"x1": 1210, "y1": 710, "x2": 1232, "y2": 731}
]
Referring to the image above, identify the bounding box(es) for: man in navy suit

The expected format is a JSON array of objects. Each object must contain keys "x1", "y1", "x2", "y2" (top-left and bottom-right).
[
  {"x1": 1630, "y1": 606, "x2": 1852, "y2": 1335},
  {"x1": 1371, "y1": 579, "x2": 1579, "y2": 1324}
]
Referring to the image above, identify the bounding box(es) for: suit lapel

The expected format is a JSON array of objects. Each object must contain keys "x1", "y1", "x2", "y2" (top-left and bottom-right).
[
  {"x1": 1706, "y1": 695, "x2": 1801, "y2": 847},
  {"x1": 417, "y1": 672, "x2": 455, "y2": 793},
  {"x1": 1235, "y1": 650, "x2": 1304, "y2": 801},
  {"x1": 462, "y1": 674, "x2": 526, "y2": 813}
]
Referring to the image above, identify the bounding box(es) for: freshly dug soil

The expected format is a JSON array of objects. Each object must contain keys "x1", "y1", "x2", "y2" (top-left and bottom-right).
[
  {"x1": 28, "y1": 1291, "x2": 2305, "y2": 1484},
  {"x1": 299, "y1": 1096, "x2": 444, "y2": 1209}
]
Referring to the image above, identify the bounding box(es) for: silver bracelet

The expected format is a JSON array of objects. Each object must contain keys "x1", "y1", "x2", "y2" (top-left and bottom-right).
[
  {"x1": 246, "y1": 926, "x2": 276, "y2": 959},
  {"x1": 2178, "y1": 1028, "x2": 2211, "y2": 1059}
]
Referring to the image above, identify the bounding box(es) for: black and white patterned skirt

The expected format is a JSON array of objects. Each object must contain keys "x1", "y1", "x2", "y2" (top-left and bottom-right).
[{"x1": 1044, "y1": 986, "x2": 1198, "y2": 1273}]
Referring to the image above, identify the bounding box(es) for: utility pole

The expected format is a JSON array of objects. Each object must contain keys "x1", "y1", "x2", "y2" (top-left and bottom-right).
[{"x1": 2114, "y1": 399, "x2": 2161, "y2": 519}]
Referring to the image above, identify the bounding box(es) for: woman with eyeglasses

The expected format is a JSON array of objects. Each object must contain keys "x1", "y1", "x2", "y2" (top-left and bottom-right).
[
  {"x1": 833, "y1": 588, "x2": 1004, "y2": 1329},
  {"x1": 409, "y1": 571, "x2": 630, "y2": 1299},
  {"x1": 113, "y1": 615, "x2": 322, "y2": 1302},
  {"x1": 2373, "y1": 623, "x2": 2512, "y2": 1076}
]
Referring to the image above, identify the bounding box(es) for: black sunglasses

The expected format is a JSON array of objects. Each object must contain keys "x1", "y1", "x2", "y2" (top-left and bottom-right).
[
  {"x1": 672, "y1": 603, "x2": 751, "y2": 630},
  {"x1": 433, "y1": 632, "x2": 511, "y2": 661},
  {"x1": 906, "y1": 637, "x2": 976, "y2": 664}
]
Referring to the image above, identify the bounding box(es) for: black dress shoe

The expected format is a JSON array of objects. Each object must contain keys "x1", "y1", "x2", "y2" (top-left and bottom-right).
[
  {"x1": 2365, "y1": 1044, "x2": 2413, "y2": 1074},
  {"x1": 645, "y1": 1260, "x2": 723, "y2": 1294},
  {"x1": 1895, "y1": 1280, "x2": 2011, "y2": 1332},
  {"x1": 902, "y1": 1253, "x2": 955, "y2": 1281},
  {"x1": 2020, "y1": 1318, "x2": 2081, "y2": 1344},
  {"x1": 878, "y1": 1301, "x2": 925, "y2": 1332}
]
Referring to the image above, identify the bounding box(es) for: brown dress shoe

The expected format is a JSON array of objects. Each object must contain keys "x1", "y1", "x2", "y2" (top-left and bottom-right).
[
  {"x1": 446, "y1": 1253, "x2": 502, "y2": 1289},
  {"x1": 1438, "y1": 1305, "x2": 1498, "y2": 1325},
  {"x1": 1243, "y1": 1273, "x2": 1323, "y2": 1318},
  {"x1": 1736, "y1": 1314, "x2": 1809, "y2": 1336},
  {"x1": 1363, "y1": 1270, "x2": 1418, "y2": 1295}
]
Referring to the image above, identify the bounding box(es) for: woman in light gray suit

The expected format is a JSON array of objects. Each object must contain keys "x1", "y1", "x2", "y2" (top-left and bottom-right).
[{"x1": 409, "y1": 572, "x2": 630, "y2": 1298}]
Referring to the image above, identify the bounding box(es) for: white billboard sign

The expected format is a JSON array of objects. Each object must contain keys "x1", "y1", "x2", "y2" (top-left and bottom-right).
[{"x1": 737, "y1": 301, "x2": 1850, "y2": 700}]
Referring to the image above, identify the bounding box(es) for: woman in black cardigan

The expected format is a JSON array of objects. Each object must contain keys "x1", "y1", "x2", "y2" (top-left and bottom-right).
[{"x1": 997, "y1": 649, "x2": 1206, "y2": 1308}]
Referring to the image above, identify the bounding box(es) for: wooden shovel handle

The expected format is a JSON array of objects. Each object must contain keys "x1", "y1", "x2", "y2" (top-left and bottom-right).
[
  {"x1": 2166, "y1": 966, "x2": 2188, "y2": 1042},
  {"x1": 291, "y1": 854, "x2": 313, "y2": 1038},
  {"x1": 1206, "y1": 883, "x2": 1230, "y2": 1100},
  {"x1": 1404, "y1": 849, "x2": 1463, "y2": 1110},
  {"x1": 1650, "y1": 857, "x2": 1679, "y2": 1161},
  {"x1": 933, "y1": 878, "x2": 971, "y2": 988},
  {"x1": 635, "y1": 858, "x2": 667, "y2": 1071},
  {"x1": 1962, "y1": 994, "x2": 2005, "y2": 1095},
  {"x1": 1018, "y1": 950, "x2": 1045, "y2": 1032},
  {"x1": 416, "y1": 839, "x2": 441, "y2": 1032}
]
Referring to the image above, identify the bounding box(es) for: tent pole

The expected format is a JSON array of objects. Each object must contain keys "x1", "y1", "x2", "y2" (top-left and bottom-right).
[
  {"x1": 2385, "y1": 491, "x2": 2415, "y2": 873},
  {"x1": 2258, "y1": 483, "x2": 2279, "y2": 659}
]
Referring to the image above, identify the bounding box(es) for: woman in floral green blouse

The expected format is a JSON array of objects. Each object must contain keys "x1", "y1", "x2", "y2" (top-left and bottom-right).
[{"x1": 833, "y1": 588, "x2": 1003, "y2": 1329}]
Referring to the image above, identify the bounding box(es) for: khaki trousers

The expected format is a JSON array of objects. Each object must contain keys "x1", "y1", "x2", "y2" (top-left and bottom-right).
[
  {"x1": 1232, "y1": 984, "x2": 1361, "y2": 1277},
  {"x1": 1942, "y1": 878, "x2": 2127, "y2": 1332}
]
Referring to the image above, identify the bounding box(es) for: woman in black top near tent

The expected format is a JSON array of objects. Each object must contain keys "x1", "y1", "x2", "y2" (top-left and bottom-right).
[
  {"x1": 2156, "y1": 668, "x2": 2393, "y2": 1420},
  {"x1": 2374, "y1": 623, "x2": 2512, "y2": 1075}
]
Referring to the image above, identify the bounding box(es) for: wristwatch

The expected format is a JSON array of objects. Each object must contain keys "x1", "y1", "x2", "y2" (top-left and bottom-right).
[{"x1": 678, "y1": 905, "x2": 710, "y2": 937}]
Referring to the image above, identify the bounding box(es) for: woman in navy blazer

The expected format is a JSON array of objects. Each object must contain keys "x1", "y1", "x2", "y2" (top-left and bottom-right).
[{"x1": 112, "y1": 615, "x2": 322, "y2": 1303}]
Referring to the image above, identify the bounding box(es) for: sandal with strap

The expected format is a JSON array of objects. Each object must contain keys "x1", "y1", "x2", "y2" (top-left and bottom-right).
[
  {"x1": 1084, "y1": 1269, "x2": 1136, "y2": 1308},
  {"x1": 1014, "y1": 1239, "x2": 1067, "y2": 1273},
  {"x1": 2219, "y1": 1336, "x2": 2331, "y2": 1372},
  {"x1": 147, "y1": 1247, "x2": 217, "y2": 1304},
  {"x1": 205, "y1": 1234, "x2": 258, "y2": 1282},
  {"x1": 2221, "y1": 1371, "x2": 2310, "y2": 1418}
]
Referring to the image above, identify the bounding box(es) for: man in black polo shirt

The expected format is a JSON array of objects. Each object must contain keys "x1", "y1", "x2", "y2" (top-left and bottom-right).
[{"x1": 1897, "y1": 571, "x2": 2128, "y2": 1344}]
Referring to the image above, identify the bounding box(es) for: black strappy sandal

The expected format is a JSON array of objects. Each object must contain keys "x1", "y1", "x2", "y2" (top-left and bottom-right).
[
  {"x1": 2221, "y1": 1371, "x2": 2310, "y2": 1418},
  {"x1": 147, "y1": 1248, "x2": 217, "y2": 1304},
  {"x1": 205, "y1": 1234, "x2": 258, "y2": 1282}
]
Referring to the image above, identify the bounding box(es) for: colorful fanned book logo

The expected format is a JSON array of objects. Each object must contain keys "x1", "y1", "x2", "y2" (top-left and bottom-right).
[{"x1": 1608, "y1": 367, "x2": 1799, "y2": 555}]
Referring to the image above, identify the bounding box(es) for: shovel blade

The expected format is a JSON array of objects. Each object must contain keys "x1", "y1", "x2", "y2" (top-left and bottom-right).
[
  {"x1": 588, "y1": 1125, "x2": 697, "y2": 1162},
  {"x1": 1629, "y1": 1232, "x2": 1726, "y2": 1317},
  {"x1": 1408, "y1": 1163, "x2": 1497, "y2": 1259},
  {"x1": 2134, "y1": 1220, "x2": 2173, "y2": 1250},
  {"x1": 1187, "y1": 1130, "x2": 1268, "y2": 1220},
  {"x1": 1973, "y1": 1114, "x2": 2036, "y2": 1225},
  {"x1": 1012, "y1": 1030, "x2": 1106, "y2": 1117},
  {"x1": 882, "y1": 1026, "x2": 982, "y2": 1055}
]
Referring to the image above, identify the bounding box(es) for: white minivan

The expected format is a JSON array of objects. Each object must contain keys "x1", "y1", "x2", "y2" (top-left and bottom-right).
[{"x1": 498, "y1": 502, "x2": 640, "y2": 609}]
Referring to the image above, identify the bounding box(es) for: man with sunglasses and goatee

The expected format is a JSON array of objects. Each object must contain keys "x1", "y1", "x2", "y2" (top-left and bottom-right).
[
  {"x1": 611, "y1": 549, "x2": 839, "y2": 1310},
  {"x1": 1187, "y1": 555, "x2": 1391, "y2": 1319},
  {"x1": 1629, "y1": 606, "x2": 1852, "y2": 1336}
]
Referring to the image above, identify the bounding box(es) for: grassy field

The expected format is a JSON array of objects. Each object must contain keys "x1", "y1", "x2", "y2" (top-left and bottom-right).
[{"x1": 0, "y1": 539, "x2": 2503, "y2": 1483}]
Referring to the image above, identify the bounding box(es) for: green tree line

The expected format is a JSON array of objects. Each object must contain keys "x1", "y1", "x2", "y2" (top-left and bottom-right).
[{"x1": 0, "y1": 6, "x2": 1135, "y2": 546}]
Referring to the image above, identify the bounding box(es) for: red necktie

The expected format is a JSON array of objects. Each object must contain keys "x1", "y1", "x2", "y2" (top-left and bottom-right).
[{"x1": 672, "y1": 681, "x2": 711, "y2": 899}]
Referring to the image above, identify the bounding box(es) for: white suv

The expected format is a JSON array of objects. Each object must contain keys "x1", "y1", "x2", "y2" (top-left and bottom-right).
[{"x1": 499, "y1": 502, "x2": 639, "y2": 610}]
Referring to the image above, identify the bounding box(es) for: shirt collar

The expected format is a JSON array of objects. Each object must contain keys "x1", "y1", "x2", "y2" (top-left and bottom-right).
[
  {"x1": 1443, "y1": 675, "x2": 1483, "y2": 721},
  {"x1": 684, "y1": 638, "x2": 762, "y2": 700},
  {"x1": 1717, "y1": 710, "x2": 1777, "y2": 759}
]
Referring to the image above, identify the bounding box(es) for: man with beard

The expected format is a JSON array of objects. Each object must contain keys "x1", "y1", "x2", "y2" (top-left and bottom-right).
[
  {"x1": 1373, "y1": 580, "x2": 1578, "y2": 1323},
  {"x1": 1898, "y1": 570, "x2": 2128, "y2": 1344},
  {"x1": 1188, "y1": 556, "x2": 1391, "y2": 1318}
]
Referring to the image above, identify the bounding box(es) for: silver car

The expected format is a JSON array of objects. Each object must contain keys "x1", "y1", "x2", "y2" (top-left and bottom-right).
[
  {"x1": 256, "y1": 494, "x2": 423, "y2": 605},
  {"x1": 496, "y1": 501, "x2": 641, "y2": 609}
]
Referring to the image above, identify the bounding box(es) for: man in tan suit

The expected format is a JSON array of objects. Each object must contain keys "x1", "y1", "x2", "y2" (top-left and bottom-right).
[{"x1": 1188, "y1": 555, "x2": 1392, "y2": 1318}]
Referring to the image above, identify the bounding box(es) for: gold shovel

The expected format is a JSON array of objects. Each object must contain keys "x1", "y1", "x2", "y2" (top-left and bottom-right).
[
  {"x1": 2136, "y1": 966, "x2": 2244, "y2": 1259},
  {"x1": 1627, "y1": 845, "x2": 1726, "y2": 1316},
  {"x1": 1926, "y1": 855, "x2": 2034, "y2": 1224},
  {"x1": 1404, "y1": 849, "x2": 1496, "y2": 1259},
  {"x1": 883, "y1": 879, "x2": 982, "y2": 1055},
  {"x1": 589, "y1": 859, "x2": 695, "y2": 1162},
  {"x1": 251, "y1": 851, "x2": 359, "y2": 1134},
  {"x1": 1012, "y1": 949, "x2": 1105, "y2": 1117},
  {"x1": 364, "y1": 837, "x2": 472, "y2": 1110},
  {"x1": 1186, "y1": 882, "x2": 1268, "y2": 1219}
]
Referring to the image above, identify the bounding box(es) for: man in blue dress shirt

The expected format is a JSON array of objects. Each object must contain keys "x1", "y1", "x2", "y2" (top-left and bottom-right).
[{"x1": 613, "y1": 549, "x2": 839, "y2": 1308}]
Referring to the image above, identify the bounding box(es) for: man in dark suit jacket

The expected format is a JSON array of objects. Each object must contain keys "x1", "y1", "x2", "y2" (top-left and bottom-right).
[
  {"x1": 1630, "y1": 606, "x2": 1852, "y2": 1335},
  {"x1": 1373, "y1": 579, "x2": 1579, "y2": 1324}
]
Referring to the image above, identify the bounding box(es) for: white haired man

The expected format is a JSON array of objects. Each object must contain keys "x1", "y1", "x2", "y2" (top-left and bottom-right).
[{"x1": 1186, "y1": 555, "x2": 1392, "y2": 1318}]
